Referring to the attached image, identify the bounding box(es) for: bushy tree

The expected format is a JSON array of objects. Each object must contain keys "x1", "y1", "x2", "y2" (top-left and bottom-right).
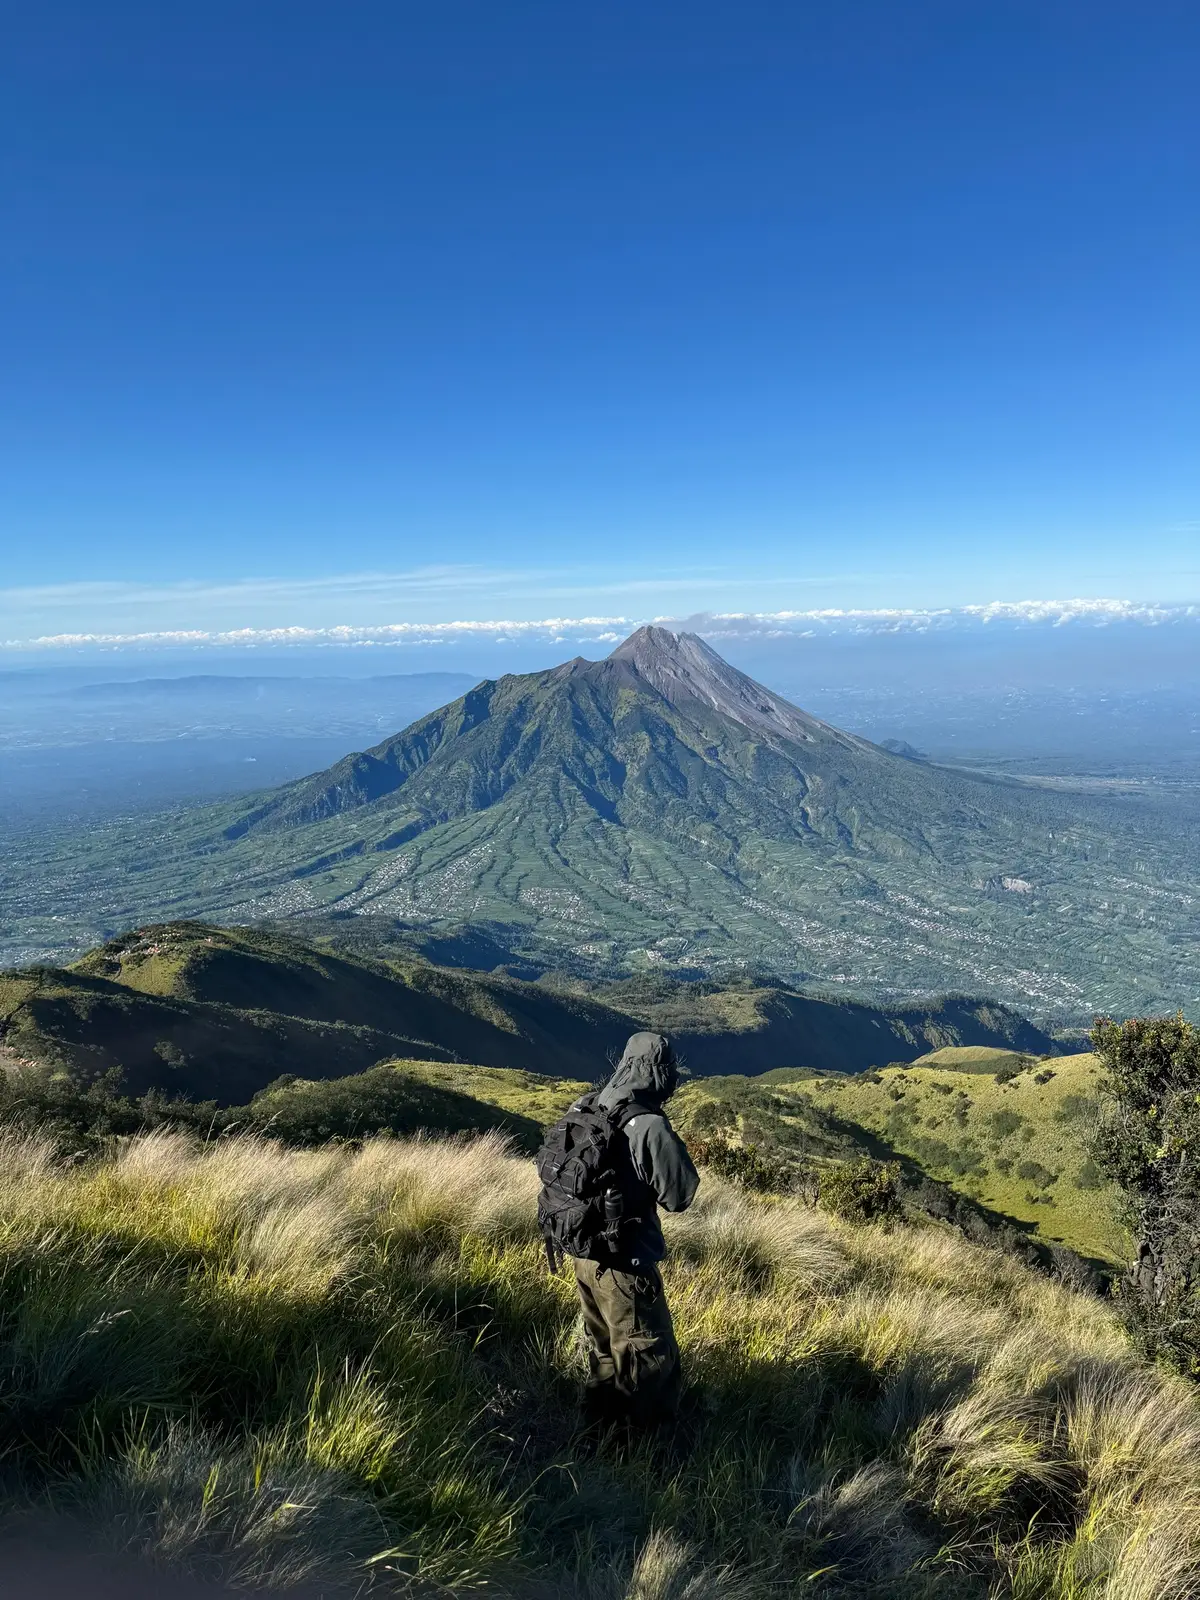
[{"x1": 1091, "y1": 1014, "x2": 1200, "y2": 1373}]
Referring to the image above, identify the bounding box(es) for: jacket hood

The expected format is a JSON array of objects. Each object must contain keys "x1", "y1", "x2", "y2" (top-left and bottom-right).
[{"x1": 598, "y1": 1032, "x2": 678, "y2": 1108}]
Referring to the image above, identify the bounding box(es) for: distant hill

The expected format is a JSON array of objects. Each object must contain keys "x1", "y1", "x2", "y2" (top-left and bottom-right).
[
  {"x1": 5, "y1": 628, "x2": 1196, "y2": 1017},
  {"x1": 0, "y1": 921, "x2": 1054, "y2": 1101}
]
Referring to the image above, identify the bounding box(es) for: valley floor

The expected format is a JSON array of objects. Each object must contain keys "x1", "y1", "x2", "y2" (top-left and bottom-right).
[{"x1": 2, "y1": 1125, "x2": 1198, "y2": 1597}]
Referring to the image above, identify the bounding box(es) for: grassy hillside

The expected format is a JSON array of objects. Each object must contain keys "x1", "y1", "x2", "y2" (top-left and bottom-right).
[
  {"x1": 0, "y1": 961, "x2": 450, "y2": 1104},
  {"x1": 236, "y1": 1060, "x2": 570, "y2": 1151},
  {"x1": 230, "y1": 1058, "x2": 588, "y2": 1150},
  {"x1": 784, "y1": 1051, "x2": 1124, "y2": 1264},
  {"x1": 241, "y1": 1053, "x2": 1120, "y2": 1274},
  {"x1": 362, "y1": 1057, "x2": 588, "y2": 1127},
  {"x1": 675, "y1": 1049, "x2": 1125, "y2": 1265},
  {"x1": 1, "y1": 1124, "x2": 1197, "y2": 1598},
  {"x1": 74, "y1": 920, "x2": 629, "y2": 1079},
  {"x1": 0, "y1": 921, "x2": 1056, "y2": 1100}
]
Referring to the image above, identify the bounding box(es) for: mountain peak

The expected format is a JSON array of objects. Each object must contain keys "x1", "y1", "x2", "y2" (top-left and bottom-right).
[
  {"x1": 605, "y1": 624, "x2": 848, "y2": 748},
  {"x1": 607, "y1": 624, "x2": 686, "y2": 664}
]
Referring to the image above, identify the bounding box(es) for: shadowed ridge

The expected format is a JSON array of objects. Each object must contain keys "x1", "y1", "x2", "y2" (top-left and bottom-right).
[{"x1": 4, "y1": 920, "x2": 1055, "y2": 1100}]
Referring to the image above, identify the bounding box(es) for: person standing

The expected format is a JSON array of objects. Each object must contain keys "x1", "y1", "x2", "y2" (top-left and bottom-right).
[{"x1": 537, "y1": 1031, "x2": 699, "y2": 1429}]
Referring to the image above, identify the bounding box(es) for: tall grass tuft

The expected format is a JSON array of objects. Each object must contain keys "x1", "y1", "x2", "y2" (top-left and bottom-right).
[{"x1": 0, "y1": 1126, "x2": 1198, "y2": 1596}]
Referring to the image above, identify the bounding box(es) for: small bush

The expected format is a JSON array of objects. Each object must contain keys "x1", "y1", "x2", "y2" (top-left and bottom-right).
[
  {"x1": 988, "y1": 1110, "x2": 1024, "y2": 1140},
  {"x1": 689, "y1": 1137, "x2": 783, "y2": 1193},
  {"x1": 1055, "y1": 1094, "x2": 1097, "y2": 1124},
  {"x1": 687, "y1": 1099, "x2": 737, "y2": 1135},
  {"x1": 1015, "y1": 1160, "x2": 1057, "y2": 1190},
  {"x1": 993, "y1": 1055, "x2": 1034, "y2": 1085},
  {"x1": 818, "y1": 1158, "x2": 902, "y2": 1224},
  {"x1": 1049, "y1": 1244, "x2": 1101, "y2": 1295}
]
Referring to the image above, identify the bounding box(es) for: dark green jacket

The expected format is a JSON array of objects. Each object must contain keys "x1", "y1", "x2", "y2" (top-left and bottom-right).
[{"x1": 596, "y1": 1032, "x2": 700, "y2": 1266}]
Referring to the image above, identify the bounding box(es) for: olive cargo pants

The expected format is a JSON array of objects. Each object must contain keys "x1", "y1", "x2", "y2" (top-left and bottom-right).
[{"x1": 572, "y1": 1257, "x2": 681, "y2": 1426}]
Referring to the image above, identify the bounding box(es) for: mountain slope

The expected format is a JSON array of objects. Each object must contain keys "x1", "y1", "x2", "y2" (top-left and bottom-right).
[
  {"x1": 673, "y1": 1048, "x2": 1124, "y2": 1265},
  {"x1": 0, "y1": 921, "x2": 1054, "y2": 1100},
  {"x1": 3, "y1": 1122, "x2": 1194, "y2": 1599},
  {"x1": 6, "y1": 628, "x2": 1197, "y2": 1015}
]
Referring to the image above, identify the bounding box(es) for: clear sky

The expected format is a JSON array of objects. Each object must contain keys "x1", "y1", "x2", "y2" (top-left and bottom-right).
[{"x1": 3, "y1": 1, "x2": 1198, "y2": 646}]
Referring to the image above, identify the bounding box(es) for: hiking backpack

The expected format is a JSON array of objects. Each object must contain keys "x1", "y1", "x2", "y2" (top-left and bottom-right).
[{"x1": 536, "y1": 1094, "x2": 647, "y2": 1267}]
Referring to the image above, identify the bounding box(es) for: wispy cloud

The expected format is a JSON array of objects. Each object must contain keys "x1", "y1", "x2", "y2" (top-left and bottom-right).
[
  {"x1": 4, "y1": 596, "x2": 1198, "y2": 654},
  {"x1": 700, "y1": 597, "x2": 1200, "y2": 636},
  {"x1": 0, "y1": 564, "x2": 787, "y2": 644}
]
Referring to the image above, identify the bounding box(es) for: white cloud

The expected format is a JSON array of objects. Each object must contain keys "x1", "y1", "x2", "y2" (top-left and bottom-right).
[
  {"x1": 698, "y1": 597, "x2": 1200, "y2": 636},
  {"x1": 4, "y1": 596, "x2": 1198, "y2": 654}
]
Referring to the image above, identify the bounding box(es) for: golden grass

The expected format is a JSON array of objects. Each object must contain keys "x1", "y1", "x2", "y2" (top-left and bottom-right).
[{"x1": 0, "y1": 1126, "x2": 1197, "y2": 1597}]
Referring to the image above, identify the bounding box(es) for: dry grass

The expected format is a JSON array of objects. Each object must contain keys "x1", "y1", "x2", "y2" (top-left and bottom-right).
[{"x1": 0, "y1": 1126, "x2": 1197, "y2": 1597}]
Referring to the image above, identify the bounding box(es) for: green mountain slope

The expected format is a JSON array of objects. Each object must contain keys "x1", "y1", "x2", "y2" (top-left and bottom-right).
[
  {"x1": 783, "y1": 1049, "x2": 1125, "y2": 1262},
  {"x1": 250, "y1": 1049, "x2": 1127, "y2": 1265},
  {"x1": 674, "y1": 1047, "x2": 1125, "y2": 1264},
  {"x1": 6, "y1": 627, "x2": 1196, "y2": 1014},
  {"x1": 0, "y1": 921, "x2": 1054, "y2": 1100}
]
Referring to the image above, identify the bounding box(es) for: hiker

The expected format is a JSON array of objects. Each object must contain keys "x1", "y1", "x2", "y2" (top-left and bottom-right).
[{"x1": 536, "y1": 1031, "x2": 699, "y2": 1429}]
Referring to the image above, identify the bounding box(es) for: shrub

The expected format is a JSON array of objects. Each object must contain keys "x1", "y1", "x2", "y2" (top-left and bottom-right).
[
  {"x1": 988, "y1": 1110, "x2": 1024, "y2": 1140},
  {"x1": 993, "y1": 1055, "x2": 1034, "y2": 1085},
  {"x1": 686, "y1": 1099, "x2": 738, "y2": 1135},
  {"x1": 689, "y1": 1136, "x2": 784, "y2": 1193},
  {"x1": 1015, "y1": 1160, "x2": 1057, "y2": 1190},
  {"x1": 818, "y1": 1158, "x2": 902, "y2": 1224},
  {"x1": 1055, "y1": 1093, "x2": 1097, "y2": 1124},
  {"x1": 0, "y1": 1070, "x2": 215, "y2": 1148},
  {"x1": 1092, "y1": 1013, "x2": 1200, "y2": 1374},
  {"x1": 1049, "y1": 1244, "x2": 1101, "y2": 1295}
]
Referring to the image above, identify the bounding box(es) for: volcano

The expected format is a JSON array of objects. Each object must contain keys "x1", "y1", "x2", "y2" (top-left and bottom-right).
[{"x1": 13, "y1": 628, "x2": 1198, "y2": 1016}]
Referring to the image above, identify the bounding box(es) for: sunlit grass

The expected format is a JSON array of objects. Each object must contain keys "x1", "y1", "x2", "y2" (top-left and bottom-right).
[{"x1": 0, "y1": 1126, "x2": 1197, "y2": 1596}]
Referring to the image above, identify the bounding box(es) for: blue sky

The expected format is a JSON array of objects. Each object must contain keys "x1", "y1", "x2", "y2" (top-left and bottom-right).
[{"x1": 3, "y1": 0, "x2": 1198, "y2": 648}]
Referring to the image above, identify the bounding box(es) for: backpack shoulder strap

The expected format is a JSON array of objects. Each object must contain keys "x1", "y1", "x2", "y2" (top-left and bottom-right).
[{"x1": 613, "y1": 1099, "x2": 657, "y2": 1131}]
